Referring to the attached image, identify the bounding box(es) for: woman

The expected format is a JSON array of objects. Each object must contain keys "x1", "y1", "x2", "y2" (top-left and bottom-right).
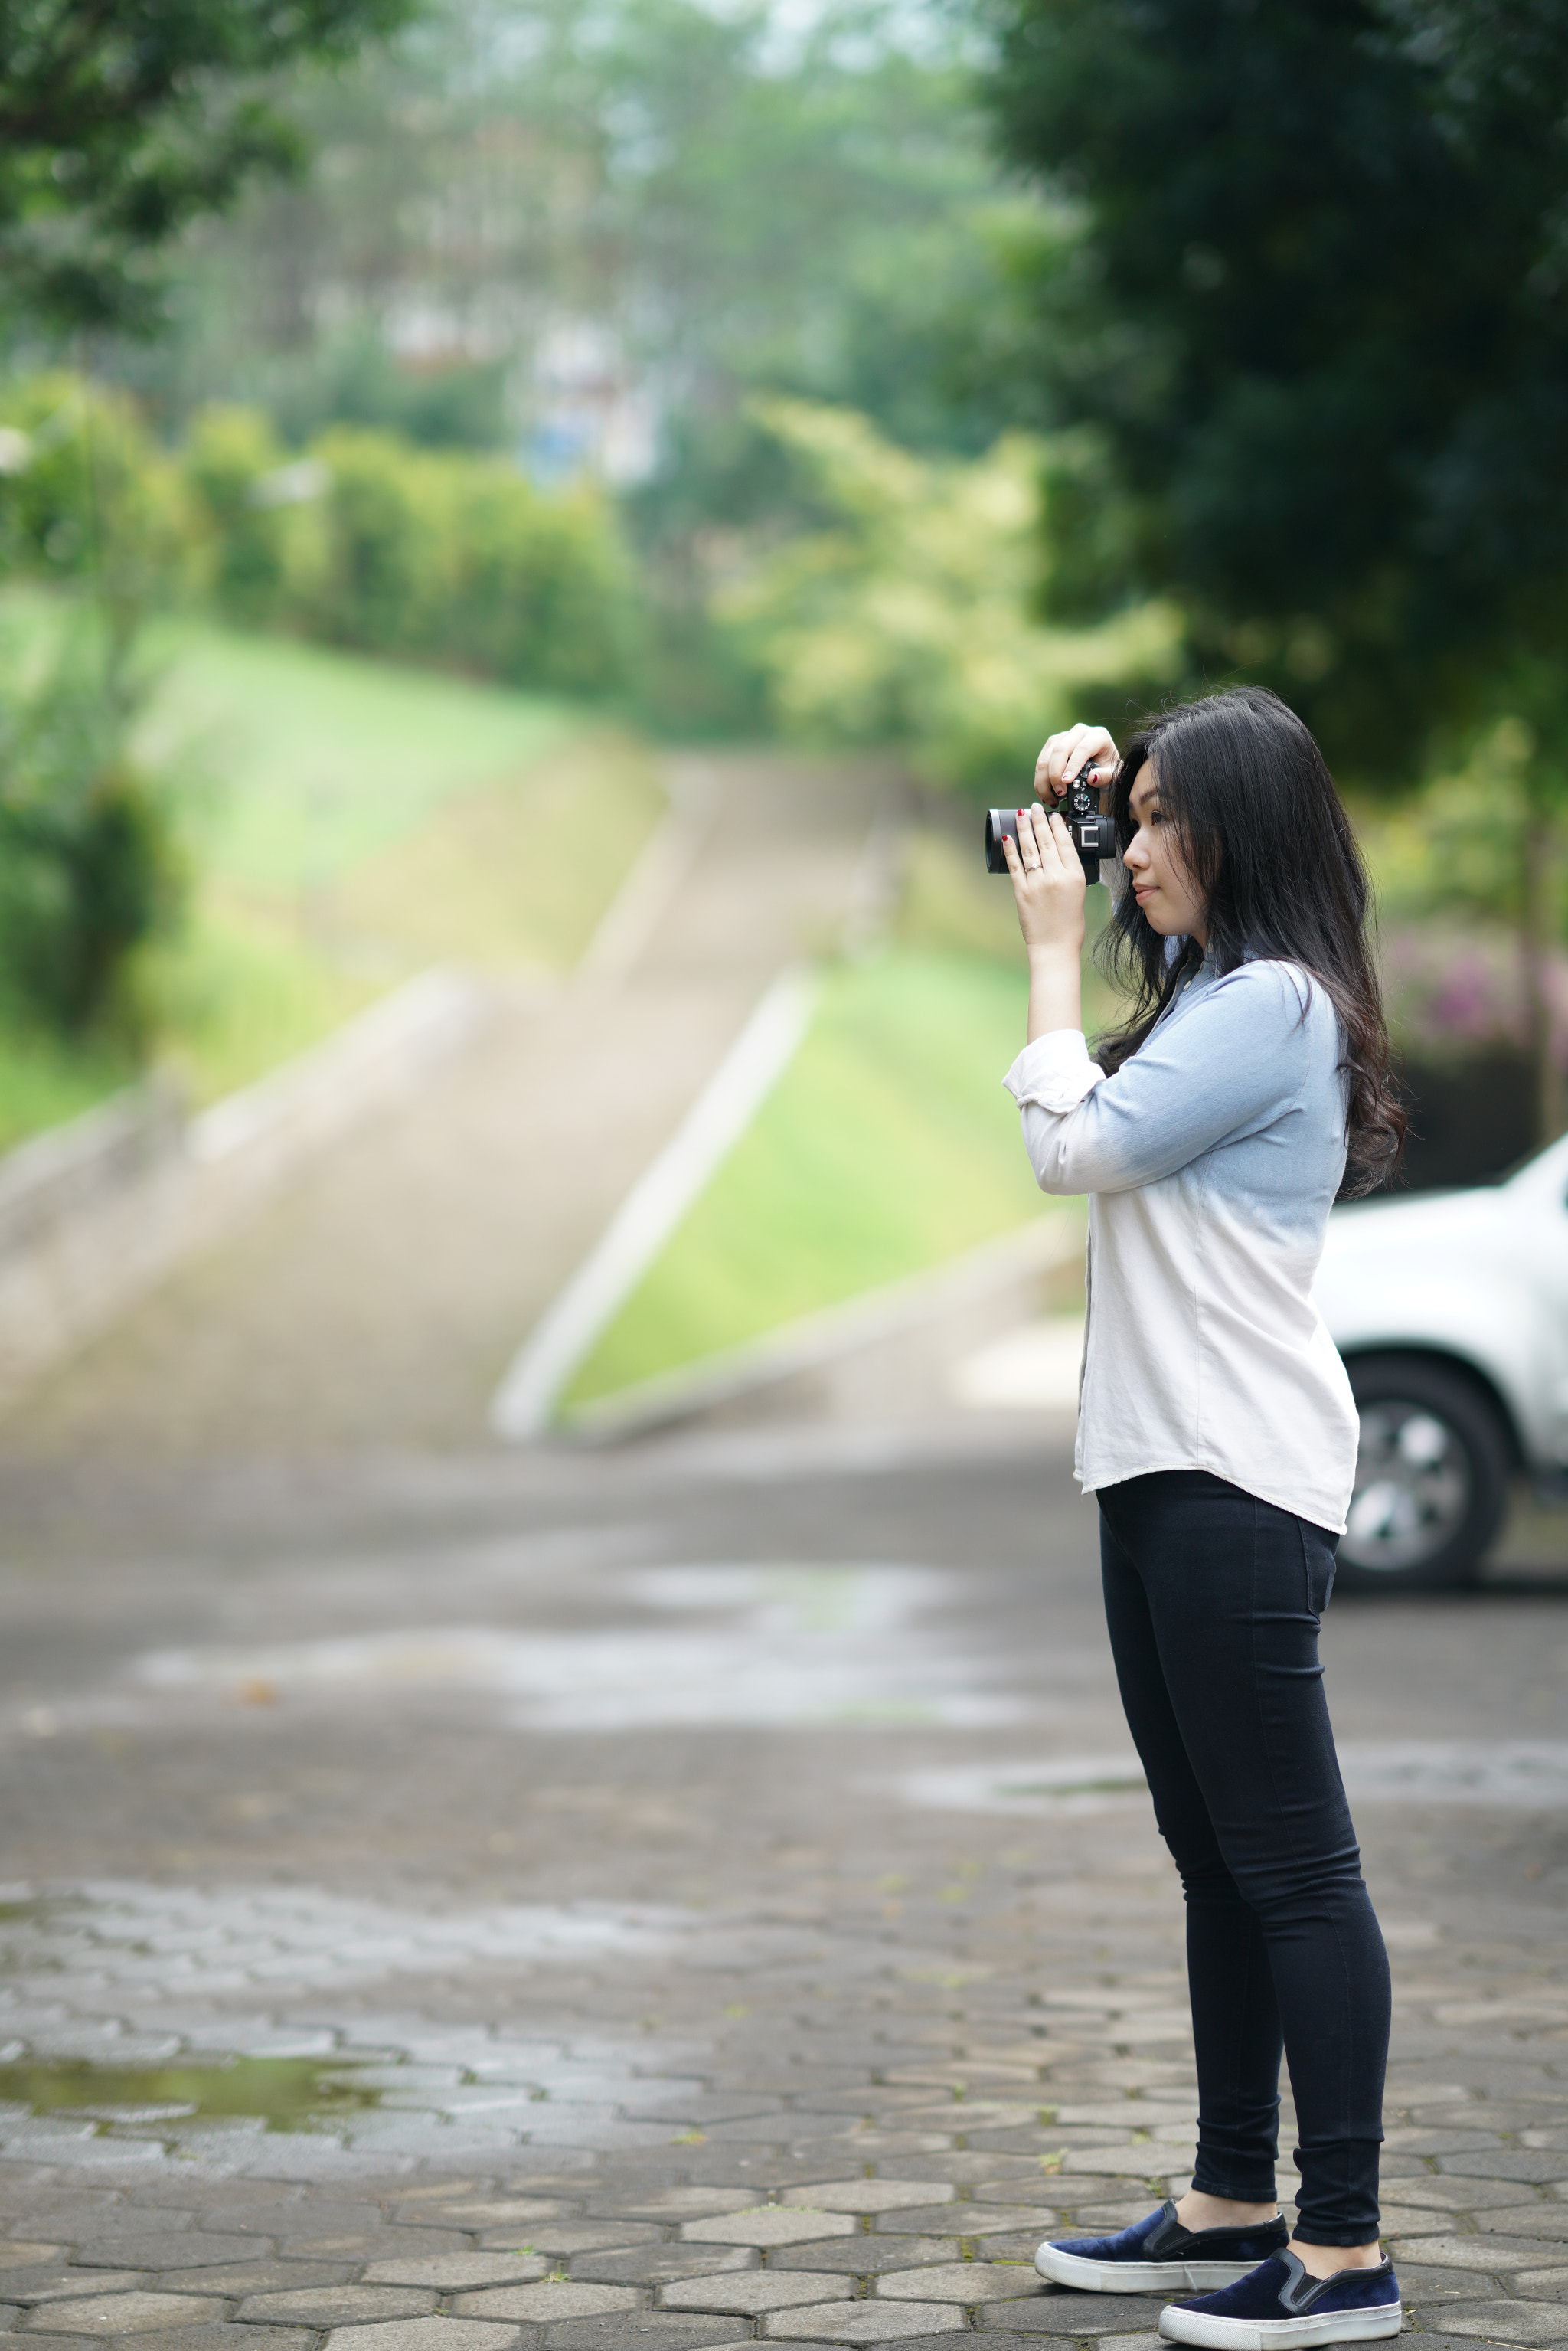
[{"x1": 1003, "y1": 687, "x2": 1403, "y2": 2351}]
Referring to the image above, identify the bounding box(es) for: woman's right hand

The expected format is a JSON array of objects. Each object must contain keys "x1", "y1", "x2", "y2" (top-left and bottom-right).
[{"x1": 1034, "y1": 723, "x2": 1121, "y2": 804}]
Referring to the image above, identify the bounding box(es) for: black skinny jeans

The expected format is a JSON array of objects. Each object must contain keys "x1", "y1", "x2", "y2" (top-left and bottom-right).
[{"x1": 1098, "y1": 1470, "x2": 1390, "y2": 2248}]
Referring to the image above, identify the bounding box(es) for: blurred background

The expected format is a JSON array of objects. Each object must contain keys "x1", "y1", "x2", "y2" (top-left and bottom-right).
[{"x1": 2, "y1": 0, "x2": 1566, "y2": 1478}]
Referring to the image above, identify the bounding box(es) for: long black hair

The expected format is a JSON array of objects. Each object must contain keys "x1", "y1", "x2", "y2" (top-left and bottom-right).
[{"x1": 1095, "y1": 685, "x2": 1405, "y2": 1196}]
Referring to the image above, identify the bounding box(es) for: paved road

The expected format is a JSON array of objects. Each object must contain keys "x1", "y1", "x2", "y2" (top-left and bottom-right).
[
  {"x1": 1, "y1": 750, "x2": 1567, "y2": 2349},
  {"x1": 0, "y1": 1427, "x2": 1566, "y2": 2350}
]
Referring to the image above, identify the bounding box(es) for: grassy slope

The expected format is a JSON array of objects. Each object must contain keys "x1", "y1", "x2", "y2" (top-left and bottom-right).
[
  {"x1": 561, "y1": 832, "x2": 1088, "y2": 1412},
  {"x1": 0, "y1": 601, "x2": 665, "y2": 1137}
]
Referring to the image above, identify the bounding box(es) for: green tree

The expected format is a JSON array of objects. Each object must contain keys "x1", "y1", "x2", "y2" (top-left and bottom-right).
[
  {"x1": 717, "y1": 400, "x2": 1181, "y2": 790},
  {"x1": 0, "y1": 0, "x2": 414, "y2": 335},
  {"x1": 985, "y1": 0, "x2": 1568, "y2": 1133}
]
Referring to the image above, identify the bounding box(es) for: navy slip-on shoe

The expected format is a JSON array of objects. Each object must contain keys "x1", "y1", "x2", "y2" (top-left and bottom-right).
[
  {"x1": 1034, "y1": 2199, "x2": 1290, "y2": 2292},
  {"x1": 1158, "y1": 2250, "x2": 1402, "y2": 2348}
]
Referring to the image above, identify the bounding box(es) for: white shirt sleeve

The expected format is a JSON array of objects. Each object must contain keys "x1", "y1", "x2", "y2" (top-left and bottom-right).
[{"x1": 1003, "y1": 964, "x2": 1320, "y2": 1197}]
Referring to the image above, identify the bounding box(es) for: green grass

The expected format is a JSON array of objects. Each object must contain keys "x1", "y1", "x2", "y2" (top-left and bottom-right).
[
  {"x1": 0, "y1": 1028, "x2": 140, "y2": 1157},
  {"x1": 561, "y1": 946, "x2": 1071, "y2": 1411},
  {"x1": 132, "y1": 617, "x2": 583, "y2": 893},
  {"x1": 0, "y1": 594, "x2": 666, "y2": 1127}
]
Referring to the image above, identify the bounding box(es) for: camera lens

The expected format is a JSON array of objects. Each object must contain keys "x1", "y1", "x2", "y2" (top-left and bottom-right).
[{"x1": 985, "y1": 809, "x2": 1018, "y2": 873}]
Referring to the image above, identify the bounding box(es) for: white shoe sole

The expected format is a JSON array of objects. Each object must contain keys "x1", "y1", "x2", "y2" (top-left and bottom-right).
[
  {"x1": 1158, "y1": 2299, "x2": 1403, "y2": 2347},
  {"x1": 1033, "y1": 2246, "x2": 1268, "y2": 2293}
]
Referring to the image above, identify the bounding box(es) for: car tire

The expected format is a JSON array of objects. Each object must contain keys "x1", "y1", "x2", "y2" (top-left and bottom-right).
[{"x1": 1338, "y1": 1353, "x2": 1512, "y2": 1593}]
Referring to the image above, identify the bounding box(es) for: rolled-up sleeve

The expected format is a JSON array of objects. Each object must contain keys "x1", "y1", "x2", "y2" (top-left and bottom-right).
[{"x1": 1003, "y1": 966, "x2": 1318, "y2": 1196}]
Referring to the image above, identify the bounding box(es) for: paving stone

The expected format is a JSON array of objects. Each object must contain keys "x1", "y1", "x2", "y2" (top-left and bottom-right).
[
  {"x1": 1471, "y1": 2210, "x2": 1568, "y2": 2241},
  {"x1": 879, "y1": 2159, "x2": 1040, "y2": 2186},
  {"x1": 97, "y1": 2333, "x2": 312, "y2": 2351},
  {"x1": 539, "y1": 2323, "x2": 749, "y2": 2349},
  {"x1": 1385, "y1": 2236, "x2": 1545, "y2": 2272},
  {"x1": 236, "y1": 2285, "x2": 440, "y2": 2324},
  {"x1": 231, "y1": 2211, "x2": 382, "y2": 2242},
  {"x1": 660, "y1": 2270, "x2": 847, "y2": 2316},
  {"x1": 1513, "y1": 2269, "x2": 1568, "y2": 2299},
  {"x1": 877, "y1": 2263, "x2": 1038, "y2": 2304},
  {"x1": 570, "y1": 2247, "x2": 753, "y2": 2286},
  {"x1": 766, "y1": 2238, "x2": 960, "y2": 2276},
  {"x1": 1440, "y1": 2156, "x2": 1568, "y2": 2184},
  {"x1": 763, "y1": 2301, "x2": 965, "y2": 2341},
  {"x1": 586, "y1": 2194, "x2": 756, "y2": 2224},
  {"x1": 682, "y1": 2209, "x2": 858, "y2": 2247},
  {"x1": 782, "y1": 2186, "x2": 956, "y2": 2216},
  {"x1": 949, "y1": 2207, "x2": 1055, "y2": 2237},
  {"x1": 405, "y1": 2204, "x2": 568, "y2": 2231},
  {"x1": 968, "y1": 2295, "x2": 1173, "y2": 2333},
  {"x1": 0, "y1": 2259, "x2": 60, "y2": 2277},
  {"x1": 18, "y1": 2294, "x2": 230, "y2": 2333},
  {"x1": 153, "y1": 2264, "x2": 354, "y2": 2297},
  {"x1": 874, "y1": 2206, "x2": 999, "y2": 2238},
  {"x1": 322, "y1": 2323, "x2": 522, "y2": 2351},
  {"x1": 72, "y1": 2238, "x2": 262, "y2": 2273},
  {"x1": 1396, "y1": 2340, "x2": 1560, "y2": 2351},
  {"x1": 479, "y1": 2228, "x2": 657, "y2": 2258},
  {"x1": 449, "y1": 2284, "x2": 642, "y2": 2323},
  {"x1": 0, "y1": 2336, "x2": 99, "y2": 2350},
  {"x1": 363, "y1": 2257, "x2": 550, "y2": 2291},
  {"x1": 1380, "y1": 2177, "x2": 1545, "y2": 2212},
  {"x1": 1391, "y1": 2266, "x2": 1496, "y2": 2300},
  {"x1": 1372, "y1": 2205, "x2": 1465, "y2": 2236},
  {"x1": 1414, "y1": 2302, "x2": 1568, "y2": 2342},
  {"x1": 14, "y1": 2275, "x2": 151, "y2": 2304}
]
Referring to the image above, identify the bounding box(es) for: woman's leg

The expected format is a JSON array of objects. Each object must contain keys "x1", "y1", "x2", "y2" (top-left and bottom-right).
[
  {"x1": 1098, "y1": 1471, "x2": 1391, "y2": 2254},
  {"x1": 1101, "y1": 1498, "x2": 1287, "y2": 2209}
]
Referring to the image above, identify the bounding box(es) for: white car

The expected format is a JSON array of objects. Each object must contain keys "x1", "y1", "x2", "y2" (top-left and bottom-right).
[{"x1": 1313, "y1": 1131, "x2": 1568, "y2": 1587}]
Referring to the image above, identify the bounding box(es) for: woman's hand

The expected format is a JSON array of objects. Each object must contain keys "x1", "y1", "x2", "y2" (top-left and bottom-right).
[
  {"x1": 1034, "y1": 722, "x2": 1120, "y2": 805},
  {"x1": 1003, "y1": 800, "x2": 1087, "y2": 956}
]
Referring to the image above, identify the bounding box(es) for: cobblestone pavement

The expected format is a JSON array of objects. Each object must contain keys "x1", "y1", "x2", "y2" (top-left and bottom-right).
[{"x1": 0, "y1": 1430, "x2": 1565, "y2": 2351}]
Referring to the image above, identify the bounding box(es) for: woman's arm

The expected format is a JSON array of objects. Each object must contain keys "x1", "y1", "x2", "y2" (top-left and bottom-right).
[
  {"x1": 1002, "y1": 724, "x2": 1121, "y2": 1044},
  {"x1": 1001, "y1": 801, "x2": 1087, "y2": 1044},
  {"x1": 1007, "y1": 964, "x2": 1321, "y2": 1195}
]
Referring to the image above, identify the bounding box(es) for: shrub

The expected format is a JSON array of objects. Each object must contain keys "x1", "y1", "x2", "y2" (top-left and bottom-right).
[
  {"x1": 180, "y1": 406, "x2": 642, "y2": 695},
  {"x1": 301, "y1": 425, "x2": 448, "y2": 654},
  {"x1": 183, "y1": 405, "x2": 294, "y2": 626},
  {"x1": 443, "y1": 469, "x2": 640, "y2": 695},
  {"x1": 0, "y1": 374, "x2": 188, "y2": 613},
  {"x1": 0, "y1": 622, "x2": 182, "y2": 1041}
]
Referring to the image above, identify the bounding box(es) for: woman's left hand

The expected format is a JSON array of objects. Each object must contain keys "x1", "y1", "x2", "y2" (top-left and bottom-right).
[{"x1": 1003, "y1": 800, "x2": 1086, "y2": 956}]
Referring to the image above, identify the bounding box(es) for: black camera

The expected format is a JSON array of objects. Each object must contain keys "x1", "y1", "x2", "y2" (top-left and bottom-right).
[{"x1": 985, "y1": 766, "x2": 1117, "y2": 884}]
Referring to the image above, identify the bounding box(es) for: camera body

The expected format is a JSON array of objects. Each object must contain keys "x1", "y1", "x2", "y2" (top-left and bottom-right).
[{"x1": 985, "y1": 768, "x2": 1117, "y2": 884}]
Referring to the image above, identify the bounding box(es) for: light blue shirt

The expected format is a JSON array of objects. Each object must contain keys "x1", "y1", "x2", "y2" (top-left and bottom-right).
[{"x1": 1003, "y1": 957, "x2": 1359, "y2": 1531}]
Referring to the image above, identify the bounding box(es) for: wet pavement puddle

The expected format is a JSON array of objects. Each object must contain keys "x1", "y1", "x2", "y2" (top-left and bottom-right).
[
  {"x1": 125, "y1": 1562, "x2": 1024, "y2": 1730},
  {"x1": 0, "y1": 2052, "x2": 384, "y2": 2134}
]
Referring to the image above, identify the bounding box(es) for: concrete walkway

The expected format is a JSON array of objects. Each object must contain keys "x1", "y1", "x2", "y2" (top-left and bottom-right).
[{"x1": 0, "y1": 751, "x2": 889, "y2": 1469}]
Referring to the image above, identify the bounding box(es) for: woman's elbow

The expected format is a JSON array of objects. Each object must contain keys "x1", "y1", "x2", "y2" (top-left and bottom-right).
[{"x1": 1027, "y1": 1153, "x2": 1089, "y2": 1198}]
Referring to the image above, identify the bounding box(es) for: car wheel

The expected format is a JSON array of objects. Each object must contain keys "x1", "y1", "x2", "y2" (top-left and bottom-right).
[{"x1": 1338, "y1": 1354, "x2": 1511, "y2": 1592}]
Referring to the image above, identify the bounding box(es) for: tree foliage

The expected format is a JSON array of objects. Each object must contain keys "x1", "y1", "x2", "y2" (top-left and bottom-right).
[
  {"x1": 985, "y1": 0, "x2": 1568, "y2": 775},
  {"x1": 0, "y1": 0, "x2": 414, "y2": 334},
  {"x1": 716, "y1": 400, "x2": 1182, "y2": 790}
]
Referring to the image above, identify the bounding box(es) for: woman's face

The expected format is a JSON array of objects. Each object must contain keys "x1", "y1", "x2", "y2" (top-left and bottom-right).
[{"x1": 1122, "y1": 758, "x2": 1208, "y2": 946}]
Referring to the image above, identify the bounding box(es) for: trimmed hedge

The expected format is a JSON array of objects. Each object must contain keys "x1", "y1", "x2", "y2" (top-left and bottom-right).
[
  {"x1": 192, "y1": 413, "x2": 642, "y2": 696},
  {"x1": 0, "y1": 378, "x2": 642, "y2": 700}
]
